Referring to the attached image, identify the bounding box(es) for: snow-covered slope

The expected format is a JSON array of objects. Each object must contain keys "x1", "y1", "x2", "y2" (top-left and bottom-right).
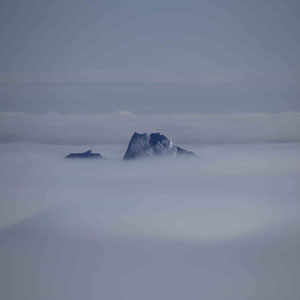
[{"x1": 123, "y1": 132, "x2": 195, "y2": 160}]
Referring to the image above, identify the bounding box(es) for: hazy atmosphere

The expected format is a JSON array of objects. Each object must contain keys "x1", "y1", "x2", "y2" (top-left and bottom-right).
[
  {"x1": 1, "y1": 1, "x2": 300, "y2": 300},
  {"x1": 1, "y1": 0, "x2": 300, "y2": 114}
]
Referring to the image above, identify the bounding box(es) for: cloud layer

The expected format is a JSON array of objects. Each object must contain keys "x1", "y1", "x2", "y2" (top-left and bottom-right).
[
  {"x1": 1, "y1": 141, "x2": 300, "y2": 300},
  {"x1": 1, "y1": 111, "x2": 300, "y2": 145}
]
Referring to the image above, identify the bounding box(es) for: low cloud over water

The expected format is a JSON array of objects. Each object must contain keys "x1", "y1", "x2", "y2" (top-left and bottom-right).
[{"x1": 1, "y1": 111, "x2": 300, "y2": 145}]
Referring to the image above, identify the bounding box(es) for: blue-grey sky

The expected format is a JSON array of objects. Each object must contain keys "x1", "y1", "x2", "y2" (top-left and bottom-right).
[{"x1": 0, "y1": 0, "x2": 299, "y2": 113}]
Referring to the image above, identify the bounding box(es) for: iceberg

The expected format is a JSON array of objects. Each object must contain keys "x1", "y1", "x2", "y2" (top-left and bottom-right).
[
  {"x1": 65, "y1": 150, "x2": 102, "y2": 159},
  {"x1": 123, "y1": 132, "x2": 195, "y2": 160}
]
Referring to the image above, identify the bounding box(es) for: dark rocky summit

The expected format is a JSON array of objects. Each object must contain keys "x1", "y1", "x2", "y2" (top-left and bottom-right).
[
  {"x1": 65, "y1": 150, "x2": 102, "y2": 159},
  {"x1": 123, "y1": 132, "x2": 195, "y2": 160}
]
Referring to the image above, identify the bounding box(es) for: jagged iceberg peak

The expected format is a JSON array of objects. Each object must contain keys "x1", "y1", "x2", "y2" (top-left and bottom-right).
[
  {"x1": 123, "y1": 132, "x2": 195, "y2": 160},
  {"x1": 65, "y1": 150, "x2": 102, "y2": 159}
]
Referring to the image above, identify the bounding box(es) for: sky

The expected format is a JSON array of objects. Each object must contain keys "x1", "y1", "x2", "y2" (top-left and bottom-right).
[{"x1": 0, "y1": 0, "x2": 299, "y2": 114}]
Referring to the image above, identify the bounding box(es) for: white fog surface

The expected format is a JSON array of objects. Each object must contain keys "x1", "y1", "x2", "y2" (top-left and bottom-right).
[{"x1": 1, "y1": 142, "x2": 300, "y2": 300}]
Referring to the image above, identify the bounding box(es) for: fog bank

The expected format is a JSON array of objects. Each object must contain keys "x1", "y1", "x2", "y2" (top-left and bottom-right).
[
  {"x1": 0, "y1": 142, "x2": 300, "y2": 300},
  {"x1": 1, "y1": 111, "x2": 300, "y2": 145}
]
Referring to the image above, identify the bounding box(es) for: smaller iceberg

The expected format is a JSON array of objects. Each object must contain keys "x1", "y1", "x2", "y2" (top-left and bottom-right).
[{"x1": 65, "y1": 150, "x2": 102, "y2": 159}]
